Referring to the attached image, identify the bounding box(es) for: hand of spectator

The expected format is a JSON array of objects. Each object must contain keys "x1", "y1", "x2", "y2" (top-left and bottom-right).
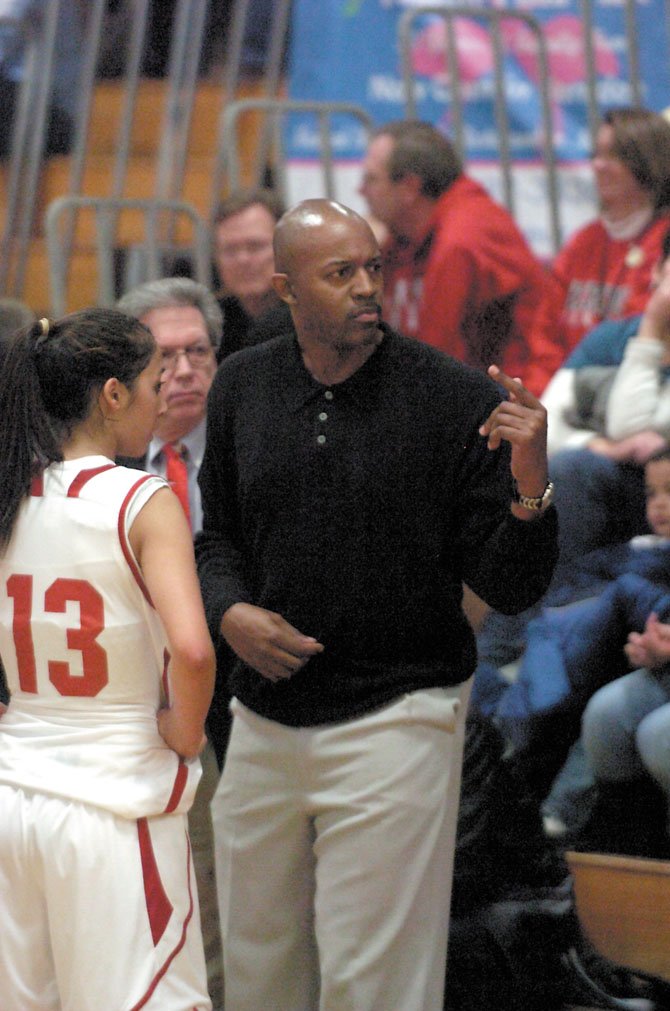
[
  {"x1": 0, "y1": 703, "x2": 6, "y2": 716},
  {"x1": 221, "y1": 602, "x2": 324, "y2": 681},
  {"x1": 480, "y1": 366, "x2": 548, "y2": 505},
  {"x1": 587, "y1": 435, "x2": 622, "y2": 459},
  {"x1": 626, "y1": 629, "x2": 653, "y2": 668},
  {"x1": 625, "y1": 612, "x2": 670, "y2": 669},
  {"x1": 588, "y1": 430, "x2": 667, "y2": 464}
]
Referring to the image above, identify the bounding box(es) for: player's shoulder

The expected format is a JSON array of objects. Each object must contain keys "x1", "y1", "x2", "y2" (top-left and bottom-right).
[{"x1": 77, "y1": 461, "x2": 164, "y2": 503}]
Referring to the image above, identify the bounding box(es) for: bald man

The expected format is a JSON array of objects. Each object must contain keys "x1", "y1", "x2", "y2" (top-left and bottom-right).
[{"x1": 196, "y1": 199, "x2": 558, "y2": 1011}]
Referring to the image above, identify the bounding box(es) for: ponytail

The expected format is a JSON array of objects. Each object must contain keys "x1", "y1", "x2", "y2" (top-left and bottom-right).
[{"x1": 0, "y1": 307, "x2": 154, "y2": 548}]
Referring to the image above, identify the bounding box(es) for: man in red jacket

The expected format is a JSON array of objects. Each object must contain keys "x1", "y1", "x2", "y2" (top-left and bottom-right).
[{"x1": 359, "y1": 119, "x2": 559, "y2": 396}]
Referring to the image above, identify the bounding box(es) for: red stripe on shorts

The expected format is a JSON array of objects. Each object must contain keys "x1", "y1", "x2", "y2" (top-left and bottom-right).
[
  {"x1": 137, "y1": 816, "x2": 173, "y2": 946},
  {"x1": 130, "y1": 828, "x2": 195, "y2": 1010}
]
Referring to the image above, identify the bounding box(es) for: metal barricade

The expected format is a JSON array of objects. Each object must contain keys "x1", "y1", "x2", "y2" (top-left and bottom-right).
[
  {"x1": 44, "y1": 195, "x2": 211, "y2": 317},
  {"x1": 209, "y1": 97, "x2": 375, "y2": 215},
  {"x1": 209, "y1": 0, "x2": 292, "y2": 179},
  {"x1": 398, "y1": 4, "x2": 562, "y2": 255},
  {"x1": 0, "y1": 4, "x2": 61, "y2": 296},
  {"x1": 580, "y1": 0, "x2": 645, "y2": 141},
  {"x1": 1, "y1": 0, "x2": 290, "y2": 302},
  {"x1": 397, "y1": 0, "x2": 669, "y2": 255},
  {"x1": 5, "y1": 0, "x2": 666, "y2": 303}
]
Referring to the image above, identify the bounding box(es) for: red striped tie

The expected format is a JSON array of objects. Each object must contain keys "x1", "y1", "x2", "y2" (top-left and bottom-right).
[{"x1": 163, "y1": 442, "x2": 191, "y2": 529}]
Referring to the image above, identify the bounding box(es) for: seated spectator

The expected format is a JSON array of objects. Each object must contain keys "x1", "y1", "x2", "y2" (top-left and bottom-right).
[
  {"x1": 545, "y1": 224, "x2": 670, "y2": 571},
  {"x1": 543, "y1": 223, "x2": 670, "y2": 454},
  {"x1": 358, "y1": 118, "x2": 557, "y2": 394},
  {"x1": 474, "y1": 448, "x2": 670, "y2": 852},
  {"x1": 525, "y1": 106, "x2": 670, "y2": 395},
  {"x1": 475, "y1": 444, "x2": 670, "y2": 684},
  {"x1": 474, "y1": 234, "x2": 670, "y2": 687},
  {"x1": 580, "y1": 608, "x2": 670, "y2": 857},
  {"x1": 212, "y1": 188, "x2": 293, "y2": 360}
]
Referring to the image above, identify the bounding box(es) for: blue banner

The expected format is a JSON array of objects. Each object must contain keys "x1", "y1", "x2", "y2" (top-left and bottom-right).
[{"x1": 287, "y1": 0, "x2": 670, "y2": 162}]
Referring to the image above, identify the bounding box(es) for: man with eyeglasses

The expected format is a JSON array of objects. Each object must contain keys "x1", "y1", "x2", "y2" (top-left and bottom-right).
[
  {"x1": 116, "y1": 275, "x2": 225, "y2": 1010},
  {"x1": 117, "y1": 276, "x2": 221, "y2": 533},
  {"x1": 212, "y1": 188, "x2": 294, "y2": 360}
]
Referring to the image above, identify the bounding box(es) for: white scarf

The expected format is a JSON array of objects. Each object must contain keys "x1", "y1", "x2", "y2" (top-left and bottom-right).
[{"x1": 601, "y1": 204, "x2": 654, "y2": 241}]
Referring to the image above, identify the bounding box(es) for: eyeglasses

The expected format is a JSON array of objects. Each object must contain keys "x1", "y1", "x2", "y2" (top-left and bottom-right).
[
  {"x1": 216, "y1": 239, "x2": 273, "y2": 261},
  {"x1": 161, "y1": 344, "x2": 214, "y2": 372}
]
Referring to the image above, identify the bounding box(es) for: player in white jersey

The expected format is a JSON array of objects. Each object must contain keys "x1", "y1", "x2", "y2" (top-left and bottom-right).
[{"x1": 0, "y1": 308, "x2": 215, "y2": 1010}]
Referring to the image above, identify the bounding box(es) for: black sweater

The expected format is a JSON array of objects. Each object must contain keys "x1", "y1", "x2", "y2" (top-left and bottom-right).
[{"x1": 196, "y1": 325, "x2": 558, "y2": 726}]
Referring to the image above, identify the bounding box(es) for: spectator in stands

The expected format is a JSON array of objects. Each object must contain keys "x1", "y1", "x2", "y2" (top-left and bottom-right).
[
  {"x1": 446, "y1": 712, "x2": 667, "y2": 1011},
  {"x1": 581, "y1": 583, "x2": 670, "y2": 857},
  {"x1": 117, "y1": 277, "x2": 220, "y2": 533},
  {"x1": 474, "y1": 235, "x2": 670, "y2": 840},
  {"x1": 212, "y1": 188, "x2": 293, "y2": 360},
  {"x1": 467, "y1": 225, "x2": 670, "y2": 664},
  {"x1": 476, "y1": 449, "x2": 670, "y2": 855},
  {"x1": 525, "y1": 106, "x2": 670, "y2": 395},
  {"x1": 543, "y1": 224, "x2": 670, "y2": 572},
  {"x1": 358, "y1": 118, "x2": 556, "y2": 395}
]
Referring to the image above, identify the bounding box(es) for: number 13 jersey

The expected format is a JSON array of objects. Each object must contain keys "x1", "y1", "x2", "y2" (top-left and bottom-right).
[{"x1": 0, "y1": 456, "x2": 202, "y2": 819}]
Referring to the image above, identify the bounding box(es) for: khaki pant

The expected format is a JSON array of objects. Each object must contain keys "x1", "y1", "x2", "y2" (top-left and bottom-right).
[{"x1": 212, "y1": 682, "x2": 472, "y2": 1011}]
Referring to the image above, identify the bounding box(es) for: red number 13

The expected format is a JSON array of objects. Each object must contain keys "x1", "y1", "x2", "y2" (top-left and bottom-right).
[{"x1": 7, "y1": 574, "x2": 109, "y2": 696}]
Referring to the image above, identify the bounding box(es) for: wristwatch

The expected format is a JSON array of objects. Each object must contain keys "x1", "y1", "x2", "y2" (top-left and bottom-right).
[{"x1": 512, "y1": 480, "x2": 554, "y2": 513}]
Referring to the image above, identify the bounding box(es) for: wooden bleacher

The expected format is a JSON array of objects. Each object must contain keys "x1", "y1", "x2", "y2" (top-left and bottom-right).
[
  {"x1": 567, "y1": 849, "x2": 670, "y2": 985},
  {"x1": 3, "y1": 76, "x2": 270, "y2": 314}
]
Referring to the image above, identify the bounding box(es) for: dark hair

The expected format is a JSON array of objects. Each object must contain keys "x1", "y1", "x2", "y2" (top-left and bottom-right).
[
  {"x1": 372, "y1": 119, "x2": 463, "y2": 199},
  {"x1": 212, "y1": 187, "x2": 286, "y2": 227},
  {"x1": 0, "y1": 307, "x2": 155, "y2": 548},
  {"x1": 602, "y1": 107, "x2": 670, "y2": 212}
]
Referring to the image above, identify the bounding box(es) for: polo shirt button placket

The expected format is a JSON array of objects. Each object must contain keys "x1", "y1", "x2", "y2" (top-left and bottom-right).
[{"x1": 317, "y1": 394, "x2": 331, "y2": 446}]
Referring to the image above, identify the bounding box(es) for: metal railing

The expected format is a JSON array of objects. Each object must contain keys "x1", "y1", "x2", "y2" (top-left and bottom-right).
[
  {"x1": 398, "y1": 5, "x2": 561, "y2": 253},
  {"x1": 1, "y1": 0, "x2": 667, "y2": 305},
  {"x1": 45, "y1": 195, "x2": 211, "y2": 316},
  {"x1": 0, "y1": 4, "x2": 61, "y2": 296},
  {"x1": 210, "y1": 98, "x2": 375, "y2": 212},
  {"x1": 0, "y1": 0, "x2": 292, "y2": 307},
  {"x1": 397, "y1": 0, "x2": 670, "y2": 253}
]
